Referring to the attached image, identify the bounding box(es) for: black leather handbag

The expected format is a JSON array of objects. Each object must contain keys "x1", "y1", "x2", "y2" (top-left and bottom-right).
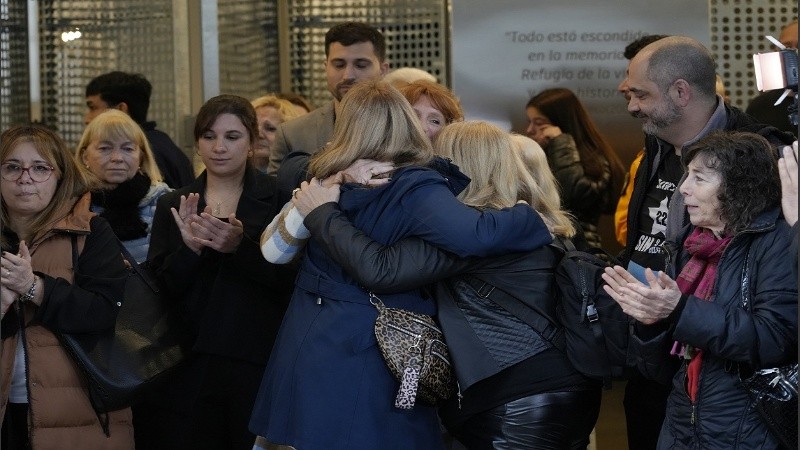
[
  {"x1": 739, "y1": 247, "x2": 798, "y2": 450},
  {"x1": 59, "y1": 236, "x2": 188, "y2": 414}
]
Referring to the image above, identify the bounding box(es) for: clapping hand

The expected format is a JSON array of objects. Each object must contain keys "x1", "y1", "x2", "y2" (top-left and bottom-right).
[
  {"x1": 602, "y1": 266, "x2": 682, "y2": 325},
  {"x1": 778, "y1": 141, "x2": 798, "y2": 226},
  {"x1": 1, "y1": 285, "x2": 16, "y2": 319},
  {"x1": 171, "y1": 193, "x2": 204, "y2": 254},
  {"x1": 190, "y1": 208, "x2": 244, "y2": 254},
  {"x1": 1, "y1": 241, "x2": 35, "y2": 296}
]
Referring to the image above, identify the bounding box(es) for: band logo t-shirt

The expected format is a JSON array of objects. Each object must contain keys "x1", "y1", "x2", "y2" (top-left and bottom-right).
[{"x1": 628, "y1": 149, "x2": 683, "y2": 279}]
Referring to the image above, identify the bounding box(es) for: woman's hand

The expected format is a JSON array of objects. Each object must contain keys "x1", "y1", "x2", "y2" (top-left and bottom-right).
[
  {"x1": 293, "y1": 177, "x2": 341, "y2": 217},
  {"x1": 190, "y1": 209, "x2": 244, "y2": 254},
  {"x1": 602, "y1": 266, "x2": 681, "y2": 325},
  {"x1": 778, "y1": 142, "x2": 798, "y2": 226},
  {"x1": 1, "y1": 285, "x2": 15, "y2": 318},
  {"x1": 539, "y1": 124, "x2": 562, "y2": 140},
  {"x1": 1, "y1": 241, "x2": 36, "y2": 296},
  {"x1": 340, "y1": 159, "x2": 394, "y2": 186},
  {"x1": 170, "y1": 193, "x2": 204, "y2": 254}
]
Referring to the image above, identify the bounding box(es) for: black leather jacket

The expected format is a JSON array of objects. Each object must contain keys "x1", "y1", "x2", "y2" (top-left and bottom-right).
[{"x1": 303, "y1": 203, "x2": 583, "y2": 392}]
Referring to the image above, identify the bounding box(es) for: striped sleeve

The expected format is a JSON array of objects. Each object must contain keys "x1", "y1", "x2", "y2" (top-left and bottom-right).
[{"x1": 260, "y1": 201, "x2": 311, "y2": 264}]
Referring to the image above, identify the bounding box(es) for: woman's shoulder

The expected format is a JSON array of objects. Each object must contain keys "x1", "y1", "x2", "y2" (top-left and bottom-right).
[
  {"x1": 392, "y1": 158, "x2": 470, "y2": 196},
  {"x1": 140, "y1": 182, "x2": 172, "y2": 207},
  {"x1": 245, "y1": 170, "x2": 278, "y2": 196}
]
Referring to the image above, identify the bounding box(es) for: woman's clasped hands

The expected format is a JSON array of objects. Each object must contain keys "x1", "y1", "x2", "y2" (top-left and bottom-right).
[{"x1": 171, "y1": 193, "x2": 244, "y2": 255}]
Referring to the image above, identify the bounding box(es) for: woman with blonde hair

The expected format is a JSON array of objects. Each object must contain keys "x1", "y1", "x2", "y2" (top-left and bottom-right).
[
  {"x1": 250, "y1": 83, "x2": 551, "y2": 449},
  {"x1": 293, "y1": 121, "x2": 602, "y2": 449},
  {"x1": 76, "y1": 109, "x2": 170, "y2": 262},
  {"x1": 250, "y1": 95, "x2": 306, "y2": 173}
]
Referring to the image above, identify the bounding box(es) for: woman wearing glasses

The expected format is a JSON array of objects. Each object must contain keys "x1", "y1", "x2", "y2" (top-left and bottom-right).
[{"x1": 0, "y1": 125, "x2": 133, "y2": 448}]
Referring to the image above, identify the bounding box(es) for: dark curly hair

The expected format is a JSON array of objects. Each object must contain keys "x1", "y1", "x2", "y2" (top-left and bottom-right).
[{"x1": 683, "y1": 131, "x2": 781, "y2": 235}]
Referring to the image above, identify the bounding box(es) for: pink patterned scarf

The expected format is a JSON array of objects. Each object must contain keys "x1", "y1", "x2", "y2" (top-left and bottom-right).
[{"x1": 674, "y1": 227, "x2": 732, "y2": 403}]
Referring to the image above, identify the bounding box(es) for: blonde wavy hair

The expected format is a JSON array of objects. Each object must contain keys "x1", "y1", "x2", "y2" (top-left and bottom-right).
[
  {"x1": 250, "y1": 95, "x2": 305, "y2": 122},
  {"x1": 509, "y1": 134, "x2": 576, "y2": 237},
  {"x1": 76, "y1": 109, "x2": 163, "y2": 185},
  {"x1": 308, "y1": 80, "x2": 433, "y2": 178},
  {"x1": 434, "y1": 122, "x2": 574, "y2": 237}
]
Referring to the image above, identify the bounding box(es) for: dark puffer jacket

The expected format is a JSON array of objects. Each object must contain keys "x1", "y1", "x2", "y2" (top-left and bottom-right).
[
  {"x1": 544, "y1": 133, "x2": 613, "y2": 249},
  {"x1": 629, "y1": 208, "x2": 798, "y2": 450}
]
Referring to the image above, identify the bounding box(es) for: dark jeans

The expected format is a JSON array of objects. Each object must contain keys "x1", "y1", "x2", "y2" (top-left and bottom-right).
[
  {"x1": 623, "y1": 370, "x2": 672, "y2": 450},
  {"x1": 449, "y1": 389, "x2": 602, "y2": 450},
  {"x1": 1, "y1": 403, "x2": 30, "y2": 450}
]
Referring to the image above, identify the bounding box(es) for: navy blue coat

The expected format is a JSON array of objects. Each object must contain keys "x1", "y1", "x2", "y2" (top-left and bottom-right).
[{"x1": 249, "y1": 163, "x2": 551, "y2": 449}]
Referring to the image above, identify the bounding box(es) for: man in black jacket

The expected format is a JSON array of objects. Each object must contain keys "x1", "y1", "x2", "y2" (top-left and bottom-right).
[
  {"x1": 85, "y1": 71, "x2": 195, "y2": 189},
  {"x1": 618, "y1": 35, "x2": 794, "y2": 450}
]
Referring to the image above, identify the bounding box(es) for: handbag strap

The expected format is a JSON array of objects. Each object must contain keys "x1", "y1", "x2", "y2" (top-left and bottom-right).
[{"x1": 461, "y1": 275, "x2": 565, "y2": 351}]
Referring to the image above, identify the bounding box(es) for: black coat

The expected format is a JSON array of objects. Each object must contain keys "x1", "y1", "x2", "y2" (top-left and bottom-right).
[
  {"x1": 629, "y1": 208, "x2": 798, "y2": 450},
  {"x1": 147, "y1": 170, "x2": 292, "y2": 365},
  {"x1": 544, "y1": 133, "x2": 613, "y2": 248},
  {"x1": 143, "y1": 123, "x2": 195, "y2": 189}
]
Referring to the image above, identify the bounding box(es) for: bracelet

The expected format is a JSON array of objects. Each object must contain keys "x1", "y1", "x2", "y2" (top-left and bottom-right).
[{"x1": 19, "y1": 277, "x2": 37, "y2": 303}]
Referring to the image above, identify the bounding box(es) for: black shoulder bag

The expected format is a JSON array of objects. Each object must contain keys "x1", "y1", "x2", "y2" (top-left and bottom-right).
[{"x1": 58, "y1": 236, "x2": 188, "y2": 428}]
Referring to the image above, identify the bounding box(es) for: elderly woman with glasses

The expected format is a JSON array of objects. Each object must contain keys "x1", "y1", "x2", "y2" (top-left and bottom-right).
[
  {"x1": 602, "y1": 131, "x2": 798, "y2": 450},
  {"x1": 0, "y1": 124, "x2": 132, "y2": 449}
]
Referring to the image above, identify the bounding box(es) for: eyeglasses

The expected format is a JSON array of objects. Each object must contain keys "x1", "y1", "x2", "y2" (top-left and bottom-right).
[{"x1": 0, "y1": 163, "x2": 55, "y2": 182}]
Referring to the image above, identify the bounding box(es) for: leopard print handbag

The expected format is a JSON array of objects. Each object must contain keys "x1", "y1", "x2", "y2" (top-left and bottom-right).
[{"x1": 370, "y1": 293, "x2": 457, "y2": 409}]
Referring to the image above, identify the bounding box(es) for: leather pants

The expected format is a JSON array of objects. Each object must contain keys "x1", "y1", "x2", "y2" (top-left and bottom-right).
[{"x1": 449, "y1": 389, "x2": 601, "y2": 450}]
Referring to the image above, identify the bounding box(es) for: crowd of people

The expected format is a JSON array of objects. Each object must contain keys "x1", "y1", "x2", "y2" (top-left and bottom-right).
[{"x1": 0, "y1": 18, "x2": 797, "y2": 450}]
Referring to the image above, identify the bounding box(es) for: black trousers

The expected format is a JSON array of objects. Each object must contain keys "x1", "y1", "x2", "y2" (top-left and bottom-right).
[
  {"x1": 449, "y1": 389, "x2": 602, "y2": 450},
  {"x1": 1, "y1": 402, "x2": 30, "y2": 450},
  {"x1": 134, "y1": 354, "x2": 265, "y2": 450},
  {"x1": 623, "y1": 370, "x2": 672, "y2": 450}
]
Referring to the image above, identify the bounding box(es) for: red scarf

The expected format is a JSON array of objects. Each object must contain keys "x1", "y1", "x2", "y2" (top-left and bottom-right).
[{"x1": 675, "y1": 227, "x2": 733, "y2": 403}]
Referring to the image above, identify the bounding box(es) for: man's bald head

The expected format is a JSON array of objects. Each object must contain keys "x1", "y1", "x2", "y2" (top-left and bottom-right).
[{"x1": 633, "y1": 36, "x2": 717, "y2": 100}]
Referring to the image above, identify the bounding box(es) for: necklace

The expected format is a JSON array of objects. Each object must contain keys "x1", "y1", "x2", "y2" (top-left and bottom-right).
[{"x1": 205, "y1": 186, "x2": 243, "y2": 216}]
